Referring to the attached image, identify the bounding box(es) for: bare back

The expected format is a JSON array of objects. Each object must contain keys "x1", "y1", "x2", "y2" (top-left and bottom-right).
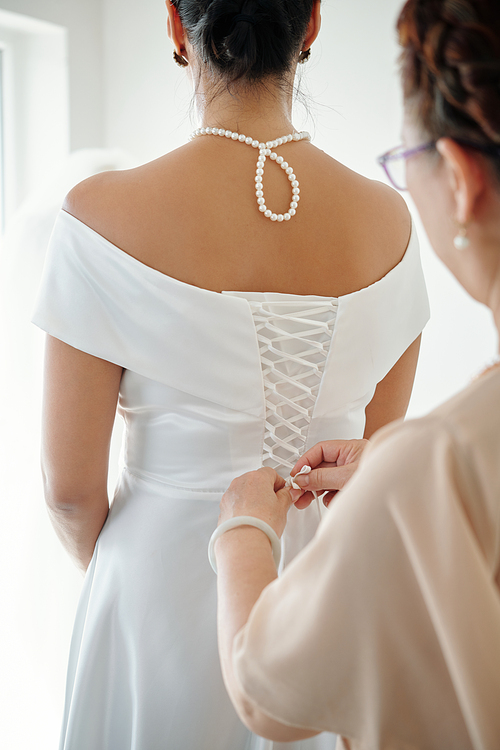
[{"x1": 64, "y1": 138, "x2": 411, "y2": 298}]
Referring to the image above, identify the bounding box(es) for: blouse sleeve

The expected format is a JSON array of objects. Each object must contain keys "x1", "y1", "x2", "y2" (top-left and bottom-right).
[{"x1": 232, "y1": 417, "x2": 500, "y2": 749}]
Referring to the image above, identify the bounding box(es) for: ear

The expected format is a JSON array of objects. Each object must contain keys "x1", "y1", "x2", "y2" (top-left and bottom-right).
[
  {"x1": 166, "y1": 1, "x2": 188, "y2": 58},
  {"x1": 436, "y1": 138, "x2": 486, "y2": 224},
  {"x1": 302, "y1": 0, "x2": 322, "y2": 51}
]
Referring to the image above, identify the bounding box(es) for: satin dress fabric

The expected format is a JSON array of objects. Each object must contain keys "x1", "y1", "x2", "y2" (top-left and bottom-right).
[{"x1": 32, "y1": 210, "x2": 430, "y2": 750}]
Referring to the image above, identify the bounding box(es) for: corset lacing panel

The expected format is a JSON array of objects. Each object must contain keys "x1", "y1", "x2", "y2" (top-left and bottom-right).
[{"x1": 246, "y1": 299, "x2": 338, "y2": 473}]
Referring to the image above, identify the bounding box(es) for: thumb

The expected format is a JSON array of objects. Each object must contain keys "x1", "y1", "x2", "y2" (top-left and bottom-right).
[
  {"x1": 276, "y1": 486, "x2": 295, "y2": 510},
  {"x1": 294, "y1": 464, "x2": 355, "y2": 492}
]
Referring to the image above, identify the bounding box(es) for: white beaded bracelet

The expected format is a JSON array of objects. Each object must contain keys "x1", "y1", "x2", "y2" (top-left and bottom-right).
[{"x1": 208, "y1": 516, "x2": 282, "y2": 574}]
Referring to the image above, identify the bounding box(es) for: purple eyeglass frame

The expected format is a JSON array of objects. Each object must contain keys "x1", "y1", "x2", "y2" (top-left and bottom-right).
[
  {"x1": 377, "y1": 141, "x2": 435, "y2": 191},
  {"x1": 378, "y1": 137, "x2": 500, "y2": 191}
]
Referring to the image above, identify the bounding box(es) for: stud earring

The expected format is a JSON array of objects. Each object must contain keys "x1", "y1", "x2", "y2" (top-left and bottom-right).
[
  {"x1": 173, "y1": 50, "x2": 188, "y2": 67},
  {"x1": 453, "y1": 224, "x2": 470, "y2": 250},
  {"x1": 298, "y1": 48, "x2": 311, "y2": 64}
]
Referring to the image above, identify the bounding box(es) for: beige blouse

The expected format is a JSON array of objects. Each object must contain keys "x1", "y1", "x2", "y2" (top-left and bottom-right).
[{"x1": 233, "y1": 368, "x2": 500, "y2": 750}]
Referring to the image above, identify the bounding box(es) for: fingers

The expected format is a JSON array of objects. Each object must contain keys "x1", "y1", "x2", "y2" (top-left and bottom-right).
[
  {"x1": 276, "y1": 486, "x2": 295, "y2": 510},
  {"x1": 293, "y1": 439, "x2": 369, "y2": 476},
  {"x1": 292, "y1": 441, "x2": 342, "y2": 474},
  {"x1": 298, "y1": 464, "x2": 357, "y2": 491}
]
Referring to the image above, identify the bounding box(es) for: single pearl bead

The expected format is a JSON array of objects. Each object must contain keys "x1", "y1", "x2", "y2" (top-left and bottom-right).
[
  {"x1": 211, "y1": 127, "x2": 217, "y2": 135},
  {"x1": 256, "y1": 168, "x2": 264, "y2": 176},
  {"x1": 294, "y1": 194, "x2": 301, "y2": 201},
  {"x1": 454, "y1": 235, "x2": 470, "y2": 250},
  {"x1": 256, "y1": 190, "x2": 263, "y2": 197},
  {"x1": 225, "y1": 130, "x2": 232, "y2": 138},
  {"x1": 200, "y1": 128, "x2": 206, "y2": 135},
  {"x1": 270, "y1": 153, "x2": 277, "y2": 160},
  {"x1": 238, "y1": 134, "x2": 245, "y2": 142},
  {"x1": 255, "y1": 175, "x2": 263, "y2": 182},
  {"x1": 292, "y1": 181, "x2": 299, "y2": 189},
  {"x1": 252, "y1": 140, "x2": 259, "y2": 148},
  {"x1": 245, "y1": 136, "x2": 252, "y2": 145},
  {"x1": 289, "y1": 208, "x2": 296, "y2": 216},
  {"x1": 293, "y1": 132, "x2": 299, "y2": 141},
  {"x1": 271, "y1": 213, "x2": 278, "y2": 221},
  {"x1": 277, "y1": 214, "x2": 284, "y2": 222},
  {"x1": 284, "y1": 213, "x2": 291, "y2": 221},
  {"x1": 259, "y1": 143, "x2": 266, "y2": 150},
  {"x1": 276, "y1": 156, "x2": 283, "y2": 164},
  {"x1": 288, "y1": 174, "x2": 296, "y2": 182},
  {"x1": 218, "y1": 129, "x2": 225, "y2": 136},
  {"x1": 292, "y1": 186, "x2": 300, "y2": 194},
  {"x1": 259, "y1": 204, "x2": 267, "y2": 212},
  {"x1": 280, "y1": 161, "x2": 288, "y2": 169},
  {"x1": 231, "y1": 132, "x2": 239, "y2": 140},
  {"x1": 265, "y1": 149, "x2": 271, "y2": 156},
  {"x1": 264, "y1": 209, "x2": 272, "y2": 218},
  {"x1": 290, "y1": 202, "x2": 298, "y2": 209},
  {"x1": 286, "y1": 167, "x2": 293, "y2": 174},
  {"x1": 266, "y1": 141, "x2": 273, "y2": 148},
  {"x1": 257, "y1": 197, "x2": 265, "y2": 205}
]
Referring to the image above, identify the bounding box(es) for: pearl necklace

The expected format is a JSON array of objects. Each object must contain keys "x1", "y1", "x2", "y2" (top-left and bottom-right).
[{"x1": 189, "y1": 127, "x2": 311, "y2": 222}]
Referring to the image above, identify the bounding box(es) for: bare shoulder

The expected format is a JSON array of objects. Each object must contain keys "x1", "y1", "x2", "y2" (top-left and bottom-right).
[
  {"x1": 360, "y1": 176, "x2": 412, "y2": 248},
  {"x1": 63, "y1": 166, "x2": 139, "y2": 237},
  {"x1": 306, "y1": 147, "x2": 413, "y2": 292}
]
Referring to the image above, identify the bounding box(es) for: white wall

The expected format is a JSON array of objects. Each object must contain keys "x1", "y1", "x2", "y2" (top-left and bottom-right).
[
  {"x1": 0, "y1": 0, "x2": 104, "y2": 150},
  {"x1": 103, "y1": 0, "x2": 192, "y2": 163},
  {"x1": 0, "y1": 11, "x2": 69, "y2": 219}
]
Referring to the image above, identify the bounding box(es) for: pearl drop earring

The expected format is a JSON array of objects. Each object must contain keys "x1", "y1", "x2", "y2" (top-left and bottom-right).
[{"x1": 453, "y1": 225, "x2": 470, "y2": 250}]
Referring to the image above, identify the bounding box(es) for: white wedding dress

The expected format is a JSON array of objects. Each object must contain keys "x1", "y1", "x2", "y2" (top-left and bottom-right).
[{"x1": 33, "y1": 210, "x2": 429, "y2": 750}]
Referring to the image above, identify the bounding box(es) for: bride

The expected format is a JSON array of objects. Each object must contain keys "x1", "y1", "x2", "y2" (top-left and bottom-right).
[{"x1": 33, "y1": 1, "x2": 429, "y2": 748}]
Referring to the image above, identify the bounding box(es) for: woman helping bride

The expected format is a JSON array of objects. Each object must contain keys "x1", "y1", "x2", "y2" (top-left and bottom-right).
[{"x1": 33, "y1": 1, "x2": 428, "y2": 748}]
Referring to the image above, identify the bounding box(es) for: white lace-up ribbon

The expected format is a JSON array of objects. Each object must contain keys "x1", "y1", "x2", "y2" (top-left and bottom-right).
[
  {"x1": 247, "y1": 298, "x2": 337, "y2": 473},
  {"x1": 285, "y1": 464, "x2": 318, "y2": 500}
]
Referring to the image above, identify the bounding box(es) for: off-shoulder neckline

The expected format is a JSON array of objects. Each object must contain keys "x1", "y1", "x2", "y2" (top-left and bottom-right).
[{"x1": 60, "y1": 209, "x2": 416, "y2": 302}]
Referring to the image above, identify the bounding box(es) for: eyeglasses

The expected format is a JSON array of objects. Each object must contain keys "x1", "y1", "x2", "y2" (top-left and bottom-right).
[
  {"x1": 377, "y1": 142, "x2": 435, "y2": 191},
  {"x1": 377, "y1": 138, "x2": 500, "y2": 191}
]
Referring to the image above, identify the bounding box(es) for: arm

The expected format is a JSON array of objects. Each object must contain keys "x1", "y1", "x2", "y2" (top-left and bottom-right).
[
  {"x1": 215, "y1": 469, "x2": 319, "y2": 741},
  {"x1": 41, "y1": 335, "x2": 123, "y2": 573},
  {"x1": 363, "y1": 335, "x2": 421, "y2": 439}
]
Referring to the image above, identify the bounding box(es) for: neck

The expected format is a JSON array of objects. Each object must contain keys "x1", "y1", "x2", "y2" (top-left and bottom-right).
[
  {"x1": 491, "y1": 290, "x2": 500, "y2": 356},
  {"x1": 484, "y1": 239, "x2": 500, "y2": 356},
  {"x1": 194, "y1": 75, "x2": 296, "y2": 142}
]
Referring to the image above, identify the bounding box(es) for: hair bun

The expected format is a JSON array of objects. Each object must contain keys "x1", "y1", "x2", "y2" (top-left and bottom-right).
[{"x1": 174, "y1": 0, "x2": 314, "y2": 83}]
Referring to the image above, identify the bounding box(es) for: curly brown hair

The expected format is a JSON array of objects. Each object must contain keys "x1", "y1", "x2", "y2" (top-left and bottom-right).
[{"x1": 397, "y1": 0, "x2": 500, "y2": 174}]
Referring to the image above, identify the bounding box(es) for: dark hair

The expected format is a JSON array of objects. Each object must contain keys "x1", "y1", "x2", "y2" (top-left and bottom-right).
[
  {"x1": 171, "y1": 0, "x2": 314, "y2": 84},
  {"x1": 397, "y1": 0, "x2": 500, "y2": 176}
]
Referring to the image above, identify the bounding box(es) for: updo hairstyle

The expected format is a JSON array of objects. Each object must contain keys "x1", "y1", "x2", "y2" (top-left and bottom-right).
[
  {"x1": 397, "y1": 0, "x2": 500, "y2": 178},
  {"x1": 171, "y1": 0, "x2": 314, "y2": 83}
]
